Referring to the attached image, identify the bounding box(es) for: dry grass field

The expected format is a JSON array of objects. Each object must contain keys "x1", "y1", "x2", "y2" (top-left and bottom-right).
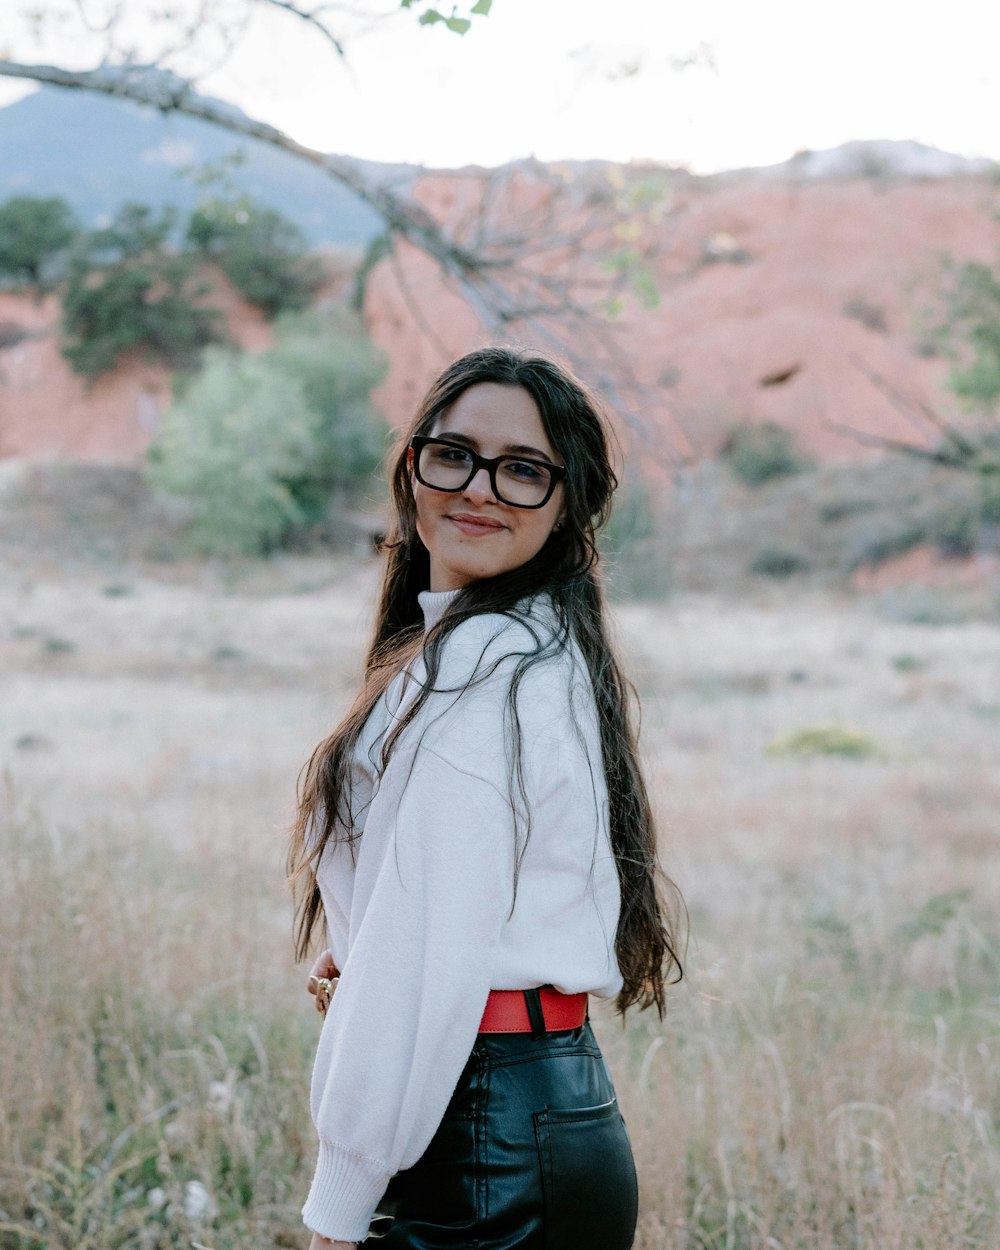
[{"x1": 2, "y1": 504, "x2": 999, "y2": 1247}]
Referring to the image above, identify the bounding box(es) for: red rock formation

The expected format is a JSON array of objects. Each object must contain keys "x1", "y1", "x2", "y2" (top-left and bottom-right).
[
  {"x1": 3, "y1": 167, "x2": 999, "y2": 465},
  {"x1": 366, "y1": 172, "x2": 1000, "y2": 460},
  {"x1": 0, "y1": 270, "x2": 273, "y2": 461}
]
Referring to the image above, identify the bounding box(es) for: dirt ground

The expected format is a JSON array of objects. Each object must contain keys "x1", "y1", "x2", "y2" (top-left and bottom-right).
[
  {"x1": 3, "y1": 483, "x2": 998, "y2": 896},
  {"x1": 3, "y1": 468, "x2": 999, "y2": 1246}
]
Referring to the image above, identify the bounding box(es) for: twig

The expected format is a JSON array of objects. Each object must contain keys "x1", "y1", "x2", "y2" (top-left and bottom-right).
[
  {"x1": 259, "y1": 0, "x2": 348, "y2": 58},
  {"x1": 848, "y1": 352, "x2": 981, "y2": 458}
]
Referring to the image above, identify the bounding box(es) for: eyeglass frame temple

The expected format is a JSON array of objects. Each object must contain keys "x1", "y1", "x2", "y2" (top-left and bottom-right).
[{"x1": 409, "y1": 435, "x2": 566, "y2": 509}]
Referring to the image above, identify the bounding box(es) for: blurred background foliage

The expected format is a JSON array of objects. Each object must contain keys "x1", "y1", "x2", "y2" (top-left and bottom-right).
[
  {"x1": 0, "y1": 186, "x2": 389, "y2": 558},
  {"x1": 0, "y1": 190, "x2": 328, "y2": 376},
  {"x1": 147, "y1": 308, "x2": 387, "y2": 556}
]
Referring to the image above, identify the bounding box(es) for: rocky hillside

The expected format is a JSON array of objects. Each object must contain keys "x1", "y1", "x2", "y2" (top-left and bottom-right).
[
  {"x1": 1, "y1": 144, "x2": 999, "y2": 465},
  {"x1": 367, "y1": 158, "x2": 1000, "y2": 461}
]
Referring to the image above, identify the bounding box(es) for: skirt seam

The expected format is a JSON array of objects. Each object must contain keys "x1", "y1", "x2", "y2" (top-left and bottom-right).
[
  {"x1": 481, "y1": 1046, "x2": 603, "y2": 1073},
  {"x1": 475, "y1": 1044, "x2": 490, "y2": 1239}
]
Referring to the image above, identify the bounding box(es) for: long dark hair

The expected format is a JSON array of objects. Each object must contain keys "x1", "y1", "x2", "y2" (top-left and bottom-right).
[{"x1": 289, "y1": 346, "x2": 683, "y2": 1015}]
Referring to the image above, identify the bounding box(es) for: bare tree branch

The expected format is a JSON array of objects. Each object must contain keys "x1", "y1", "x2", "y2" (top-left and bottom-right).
[
  {"x1": 0, "y1": 58, "x2": 508, "y2": 320},
  {"x1": 257, "y1": 0, "x2": 347, "y2": 59},
  {"x1": 821, "y1": 417, "x2": 996, "y2": 472},
  {"x1": 846, "y1": 353, "x2": 984, "y2": 462},
  {"x1": 0, "y1": 49, "x2": 674, "y2": 444}
]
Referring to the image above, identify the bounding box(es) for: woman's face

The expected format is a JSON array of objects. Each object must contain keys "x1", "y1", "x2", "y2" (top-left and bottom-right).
[{"x1": 409, "y1": 382, "x2": 565, "y2": 592}]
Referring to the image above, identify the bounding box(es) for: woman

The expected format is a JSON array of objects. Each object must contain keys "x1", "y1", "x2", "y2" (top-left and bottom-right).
[{"x1": 288, "y1": 347, "x2": 683, "y2": 1249}]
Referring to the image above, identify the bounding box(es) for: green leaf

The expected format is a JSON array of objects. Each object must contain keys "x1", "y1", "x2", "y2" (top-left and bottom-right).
[
  {"x1": 418, "y1": 9, "x2": 443, "y2": 25},
  {"x1": 895, "y1": 890, "x2": 970, "y2": 942},
  {"x1": 471, "y1": 0, "x2": 493, "y2": 14},
  {"x1": 631, "y1": 264, "x2": 660, "y2": 309},
  {"x1": 445, "y1": 16, "x2": 472, "y2": 32}
]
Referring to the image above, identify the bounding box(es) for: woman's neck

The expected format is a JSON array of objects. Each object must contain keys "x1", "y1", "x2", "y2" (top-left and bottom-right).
[{"x1": 417, "y1": 587, "x2": 461, "y2": 632}]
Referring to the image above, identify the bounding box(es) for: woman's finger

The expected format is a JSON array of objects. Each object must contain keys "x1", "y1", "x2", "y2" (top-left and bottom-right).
[
  {"x1": 308, "y1": 974, "x2": 338, "y2": 1015},
  {"x1": 306, "y1": 950, "x2": 340, "y2": 1015},
  {"x1": 306, "y1": 949, "x2": 338, "y2": 994}
]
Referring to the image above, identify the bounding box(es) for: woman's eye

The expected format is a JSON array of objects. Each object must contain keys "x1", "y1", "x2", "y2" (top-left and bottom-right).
[
  {"x1": 431, "y1": 446, "x2": 472, "y2": 465},
  {"x1": 504, "y1": 460, "x2": 544, "y2": 482}
]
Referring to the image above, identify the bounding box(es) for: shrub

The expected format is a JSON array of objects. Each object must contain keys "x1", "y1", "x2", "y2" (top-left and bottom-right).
[
  {"x1": 818, "y1": 497, "x2": 877, "y2": 523},
  {"x1": 875, "y1": 586, "x2": 968, "y2": 626},
  {"x1": 265, "y1": 306, "x2": 387, "y2": 507},
  {"x1": 980, "y1": 474, "x2": 1000, "y2": 525},
  {"x1": 843, "y1": 296, "x2": 888, "y2": 333},
  {"x1": 188, "y1": 196, "x2": 324, "y2": 316},
  {"x1": 750, "y1": 546, "x2": 812, "y2": 578},
  {"x1": 600, "y1": 474, "x2": 671, "y2": 600},
  {"x1": 0, "y1": 194, "x2": 79, "y2": 291},
  {"x1": 895, "y1": 890, "x2": 970, "y2": 942},
  {"x1": 148, "y1": 347, "x2": 320, "y2": 554},
  {"x1": 42, "y1": 636, "x2": 76, "y2": 655},
  {"x1": 721, "y1": 421, "x2": 812, "y2": 486},
  {"x1": 890, "y1": 653, "x2": 927, "y2": 672},
  {"x1": 766, "y1": 724, "x2": 883, "y2": 760},
  {"x1": 937, "y1": 258, "x2": 1000, "y2": 412},
  {"x1": 147, "y1": 308, "x2": 386, "y2": 555},
  {"x1": 847, "y1": 521, "x2": 926, "y2": 569},
  {"x1": 351, "y1": 231, "x2": 393, "y2": 312},
  {"x1": 61, "y1": 204, "x2": 221, "y2": 377},
  {"x1": 930, "y1": 502, "x2": 980, "y2": 559}
]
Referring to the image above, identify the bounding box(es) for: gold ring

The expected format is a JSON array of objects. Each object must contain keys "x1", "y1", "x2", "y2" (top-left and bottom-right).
[{"x1": 310, "y1": 975, "x2": 338, "y2": 1014}]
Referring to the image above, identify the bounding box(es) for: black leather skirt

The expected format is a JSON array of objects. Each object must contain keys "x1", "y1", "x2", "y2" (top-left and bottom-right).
[{"x1": 365, "y1": 1022, "x2": 638, "y2": 1250}]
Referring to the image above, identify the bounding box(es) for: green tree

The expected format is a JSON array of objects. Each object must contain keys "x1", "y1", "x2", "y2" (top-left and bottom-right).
[
  {"x1": 187, "y1": 196, "x2": 324, "y2": 316},
  {"x1": 0, "y1": 195, "x2": 79, "y2": 291},
  {"x1": 147, "y1": 307, "x2": 386, "y2": 555},
  {"x1": 919, "y1": 257, "x2": 1000, "y2": 528},
  {"x1": 61, "y1": 204, "x2": 222, "y2": 377},
  {"x1": 265, "y1": 306, "x2": 388, "y2": 507},
  {"x1": 940, "y1": 259, "x2": 1000, "y2": 412},
  {"x1": 721, "y1": 422, "x2": 813, "y2": 486}
]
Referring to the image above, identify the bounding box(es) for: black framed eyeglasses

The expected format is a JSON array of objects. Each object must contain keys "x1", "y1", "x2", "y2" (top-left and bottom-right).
[{"x1": 410, "y1": 436, "x2": 566, "y2": 509}]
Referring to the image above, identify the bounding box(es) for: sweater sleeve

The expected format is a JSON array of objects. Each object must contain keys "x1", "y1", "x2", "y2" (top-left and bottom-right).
[{"x1": 302, "y1": 654, "x2": 518, "y2": 1242}]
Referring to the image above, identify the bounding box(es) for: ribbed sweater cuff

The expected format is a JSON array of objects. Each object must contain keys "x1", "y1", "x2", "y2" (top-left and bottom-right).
[{"x1": 301, "y1": 1139, "x2": 392, "y2": 1243}]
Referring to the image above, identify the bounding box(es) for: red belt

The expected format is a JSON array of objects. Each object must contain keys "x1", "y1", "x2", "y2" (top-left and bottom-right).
[{"x1": 478, "y1": 987, "x2": 588, "y2": 1034}]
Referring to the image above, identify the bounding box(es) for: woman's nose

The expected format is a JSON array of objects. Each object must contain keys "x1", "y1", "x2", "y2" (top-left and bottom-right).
[{"x1": 463, "y1": 466, "x2": 496, "y2": 502}]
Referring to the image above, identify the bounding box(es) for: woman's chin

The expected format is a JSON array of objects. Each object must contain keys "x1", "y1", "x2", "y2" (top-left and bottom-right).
[{"x1": 433, "y1": 556, "x2": 504, "y2": 591}]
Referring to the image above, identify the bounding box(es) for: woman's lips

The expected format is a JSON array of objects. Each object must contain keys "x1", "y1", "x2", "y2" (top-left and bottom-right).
[{"x1": 448, "y1": 513, "x2": 505, "y2": 536}]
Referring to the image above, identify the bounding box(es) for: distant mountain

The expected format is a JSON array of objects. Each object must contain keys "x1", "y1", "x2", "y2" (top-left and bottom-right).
[
  {"x1": 753, "y1": 138, "x2": 998, "y2": 181},
  {"x1": 0, "y1": 87, "x2": 414, "y2": 246}
]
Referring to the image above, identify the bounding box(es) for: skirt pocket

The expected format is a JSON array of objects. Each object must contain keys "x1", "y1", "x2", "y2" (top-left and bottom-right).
[{"x1": 533, "y1": 1099, "x2": 638, "y2": 1250}]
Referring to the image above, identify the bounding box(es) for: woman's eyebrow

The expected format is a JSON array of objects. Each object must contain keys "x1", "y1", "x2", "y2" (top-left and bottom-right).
[{"x1": 435, "y1": 432, "x2": 555, "y2": 460}]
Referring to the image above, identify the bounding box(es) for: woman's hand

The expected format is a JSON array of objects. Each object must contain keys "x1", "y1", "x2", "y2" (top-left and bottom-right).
[
  {"x1": 306, "y1": 949, "x2": 340, "y2": 1016},
  {"x1": 304, "y1": 955, "x2": 348, "y2": 1248}
]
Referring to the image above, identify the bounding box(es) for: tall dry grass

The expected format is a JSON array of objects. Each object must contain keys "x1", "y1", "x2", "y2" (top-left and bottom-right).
[
  {"x1": 2, "y1": 567, "x2": 999, "y2": 1248},
  {"x1": 611, "y1": 859, "x2": 1000, "y2": 1249},
  {"x1": 0, "y1": 792, "x2": 313, "y2": 1249}
]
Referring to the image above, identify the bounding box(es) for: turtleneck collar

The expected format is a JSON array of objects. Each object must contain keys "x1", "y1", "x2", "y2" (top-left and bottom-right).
[{"x1": 417, "y1": 588, "x2": 461, "y2": 633}]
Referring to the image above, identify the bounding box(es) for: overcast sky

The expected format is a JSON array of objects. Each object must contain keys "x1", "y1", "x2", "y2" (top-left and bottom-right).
[{"x1": 2, "y1": 0, "x2": 999, "y2": 172}]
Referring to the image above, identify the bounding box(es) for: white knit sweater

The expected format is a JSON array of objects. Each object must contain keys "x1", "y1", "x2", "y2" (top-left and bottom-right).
[{"x1": 302, "y1": 589, "x2": 624, "y2": 1242}]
